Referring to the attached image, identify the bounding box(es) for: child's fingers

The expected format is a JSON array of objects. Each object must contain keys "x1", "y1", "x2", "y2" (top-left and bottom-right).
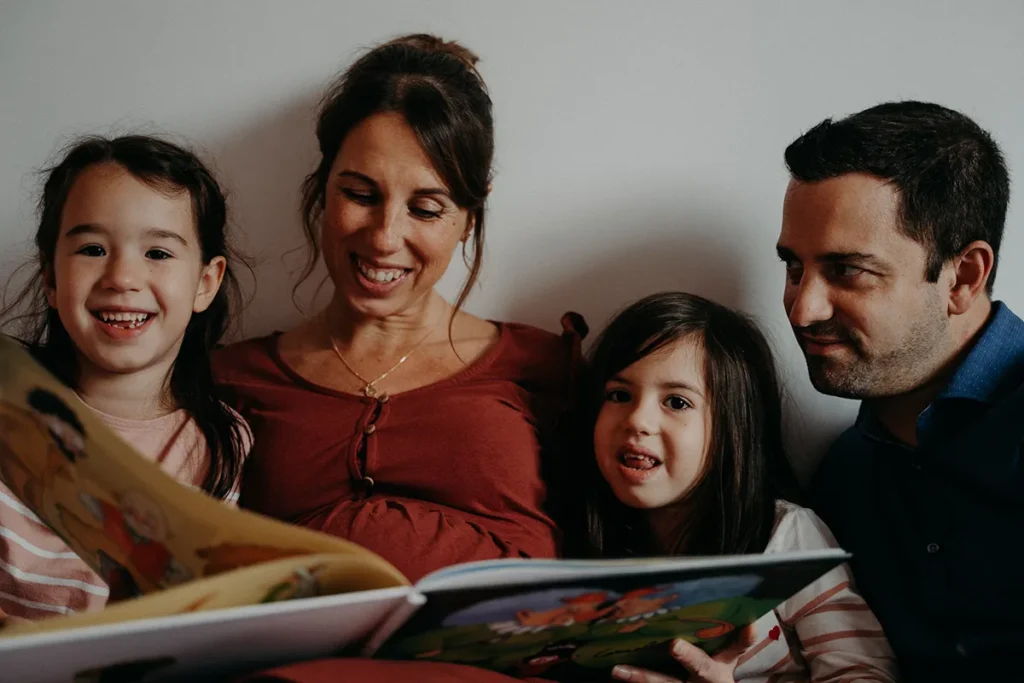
[
  {"x1": 670, "y1": 639, "x2": 738, "y2": 683},
  {"x1": 611, "y1": 665, "x2": 682, "y2": 683},
  {"x1": 712, "y1": 623, "x2": 758, "y2": 663}
]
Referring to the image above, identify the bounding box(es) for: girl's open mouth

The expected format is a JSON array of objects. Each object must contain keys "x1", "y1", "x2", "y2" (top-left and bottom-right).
[{"x1": 93, "y1": 311, "x2": 153, "y2": 329}]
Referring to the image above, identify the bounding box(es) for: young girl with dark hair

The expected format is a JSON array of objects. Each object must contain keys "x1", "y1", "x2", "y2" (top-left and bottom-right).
[
  {"x1": 0, "y1": 135, "x2": 250, "y2": 621},
  {"x1": 582, "y1": 292, "x2": 897, "y2": 683}
]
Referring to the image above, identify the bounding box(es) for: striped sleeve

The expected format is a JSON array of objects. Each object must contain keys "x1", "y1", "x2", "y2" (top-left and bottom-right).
[
  {"x1": 0, "y1": 483, "x2": 109, "y2": 620},
  {"x1": 770, "y1": 502, "x2": 898, "y2": 682}
]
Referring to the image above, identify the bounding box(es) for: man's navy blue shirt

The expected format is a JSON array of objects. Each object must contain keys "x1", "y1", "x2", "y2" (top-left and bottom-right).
[{"x1": 813, "y1": 301, "x2": 1024, "y2": 681}]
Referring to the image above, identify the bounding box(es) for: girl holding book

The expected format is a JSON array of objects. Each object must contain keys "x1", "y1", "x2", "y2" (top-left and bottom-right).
[
  {"x1": 0, "y1": 135, "x2": 250, "y2": 621},
  {"x1": 580, "y1": 292, "x2": 898, "y2": 683}
]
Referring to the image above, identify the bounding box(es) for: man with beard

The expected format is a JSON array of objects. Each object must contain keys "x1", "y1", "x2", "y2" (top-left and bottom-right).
[{"x1": 776, "y1": 101, "x2": 1022, "y2": 682}]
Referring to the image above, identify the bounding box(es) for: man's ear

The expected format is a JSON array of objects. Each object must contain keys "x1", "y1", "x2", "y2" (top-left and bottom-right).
[{"x1": 947, "y1": 240, "x2": 994, "y2": 316}]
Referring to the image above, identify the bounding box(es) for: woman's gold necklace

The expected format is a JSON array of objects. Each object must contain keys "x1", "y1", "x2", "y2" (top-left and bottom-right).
[{"x1": 327, "y1": 315, "x2": 442, "y2": 398}]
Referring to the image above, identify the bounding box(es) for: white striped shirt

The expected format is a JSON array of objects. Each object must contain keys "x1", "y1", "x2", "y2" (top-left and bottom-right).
[{"x1": 734, "y1": 500, "x2": 899, "y2": 682}]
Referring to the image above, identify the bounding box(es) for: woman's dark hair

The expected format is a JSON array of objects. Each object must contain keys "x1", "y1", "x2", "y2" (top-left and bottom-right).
[
  {"x1": 578, "y1": 292, "x2": 800, "y2": 558},
  {"x1": 298, "y1": 33, "x2": 493, "y2": 317},
  {"x1": 0, "y1": 135, "x2": 247, "y2": 499}
]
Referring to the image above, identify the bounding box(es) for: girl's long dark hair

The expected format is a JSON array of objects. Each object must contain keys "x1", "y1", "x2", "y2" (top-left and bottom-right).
[
  {"x1": 1, "y1": 135, "x2": 247, "y2": 499},
  {"x1": 576, "y1": 291, "x2": 801, "y2": 558}
]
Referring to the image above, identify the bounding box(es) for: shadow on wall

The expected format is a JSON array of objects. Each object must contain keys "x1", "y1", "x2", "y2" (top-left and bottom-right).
[
  {"x1": 207, "y1": 88, "x2": 328, "y2": 342},
  {"x1": 502, "y1": 208, "x2": 758, "y2": 349},
  {"x1": 499, "y1": 208, "x2": 837, "y2": 486}
]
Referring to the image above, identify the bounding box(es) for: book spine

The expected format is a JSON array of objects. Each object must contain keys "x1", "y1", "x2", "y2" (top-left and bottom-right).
[{"x1": 360, "y1": 591, "x2": 427, "y2": 656}]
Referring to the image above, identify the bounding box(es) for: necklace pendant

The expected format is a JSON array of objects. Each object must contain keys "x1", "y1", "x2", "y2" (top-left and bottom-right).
[{"x1": 363, "y1": 384, "x2": 378, "y2": 398}]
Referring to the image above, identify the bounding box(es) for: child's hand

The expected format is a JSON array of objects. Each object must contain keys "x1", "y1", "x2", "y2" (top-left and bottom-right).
[{"x1": 611, "y1": 626, "x2": 755, "y2": 683}]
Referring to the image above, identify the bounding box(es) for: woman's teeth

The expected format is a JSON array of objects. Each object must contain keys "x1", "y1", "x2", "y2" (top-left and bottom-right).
[
  {"x1": 96, "y1": 311, "x2": 151, "y2": 329},
  {"x1": 357, "y1": 260, "x2": 406, "y2": 283}
]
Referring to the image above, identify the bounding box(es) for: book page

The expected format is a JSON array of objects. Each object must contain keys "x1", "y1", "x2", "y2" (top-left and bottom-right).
[
  {"x1": 0, "y1": 553, "x2": 407, "y2": 638},
  {"x1": 415, "y1": 549, "x2": 848, "y2": 591},
  {"x1": 0, "y1": 336, "x2": 408, "y2": 626},
  {"x1": 383, "y1": 552, "x2": 848, "y2": 679},
  {"x1": 0, "y1": 586, "x2": 415, "y2": 683}
]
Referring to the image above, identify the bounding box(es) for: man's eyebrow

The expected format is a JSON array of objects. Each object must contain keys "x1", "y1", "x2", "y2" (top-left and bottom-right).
[
  {"x1": 819, "y1": 252, "x2": 888, "y2": 269},
  {"x1": 776, "y1": 246, "x2": 887, "y2": 270}
]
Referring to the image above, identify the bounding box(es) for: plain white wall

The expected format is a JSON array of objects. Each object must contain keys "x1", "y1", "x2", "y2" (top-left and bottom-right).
[{"x1": 2, "y1": 1, "x2": 1022, "y2": 481}]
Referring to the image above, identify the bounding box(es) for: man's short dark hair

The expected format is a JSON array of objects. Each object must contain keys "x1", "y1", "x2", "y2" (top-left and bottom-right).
[{"x1": 785, "y1": 101, "x2": 1009, "y2": 293}]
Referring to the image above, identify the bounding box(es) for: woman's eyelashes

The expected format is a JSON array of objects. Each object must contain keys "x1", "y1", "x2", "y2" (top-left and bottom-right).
[
  {"x1": 341, "y1": 187, "x2": 445, "y2": 220},
  {"x1": 409, "y1": 204, "x2": 443, "y2": 220},
  {"x1": 341, "y1": 188, "x2": 374, "y2": 204}
]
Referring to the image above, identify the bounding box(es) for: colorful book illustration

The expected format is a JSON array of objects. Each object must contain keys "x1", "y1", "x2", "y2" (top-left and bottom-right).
[{"x1": 0, "y1": 335, "x2": 848, "y2": 682}]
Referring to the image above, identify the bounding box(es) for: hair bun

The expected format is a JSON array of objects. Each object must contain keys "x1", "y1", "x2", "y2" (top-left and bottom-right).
[{"x1": 386, "y1": 33, "x2": 480, "y2": 70}]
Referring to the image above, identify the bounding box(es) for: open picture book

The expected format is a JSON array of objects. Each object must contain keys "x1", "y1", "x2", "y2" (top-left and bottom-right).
[{"x1": 0, "y1": 334, "x2": 849, "y2": 682}]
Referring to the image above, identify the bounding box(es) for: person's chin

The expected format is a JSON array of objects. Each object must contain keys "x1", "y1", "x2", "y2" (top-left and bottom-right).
[
  {"x1": 612, "y1": 484, "x2": 664, "y2": 511},
  {"x1": 80, "y1": 344, "x2": 159, "y2": 376},
  {"x1": 806, "y1": 364, "x2": 870, "y2": 399}
]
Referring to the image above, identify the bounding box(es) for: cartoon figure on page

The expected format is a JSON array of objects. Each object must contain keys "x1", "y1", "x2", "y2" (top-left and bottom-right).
[
  {"x1": 0, "y1": 388, "x2": 87, "y2": 512},
  {"x1": 57, "y1": 489, "x2": 191, "y2": 601},
  {"x1": 381, "y1": 575, "x2": 775, "y2": 680}
]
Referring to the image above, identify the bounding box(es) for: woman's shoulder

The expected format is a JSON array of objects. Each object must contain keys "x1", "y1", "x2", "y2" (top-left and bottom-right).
[
  {"x1": 491, "y1": 312, "x2": 588, "y2": 378},
  {"x1": 466, "y1": 312, "x2": 588, "y2": 413},
  {"x1": 765, "y1": 499, "x2": 841, "y2": 554}
]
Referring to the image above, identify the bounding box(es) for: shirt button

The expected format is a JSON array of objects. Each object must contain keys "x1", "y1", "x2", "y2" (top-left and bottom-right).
[
  {"x1": 362, "y1": 476, "x2": 375, "y2": 488},
  {"x1": 926, "y1": 542, "x2": 940, "y2": 554},
  {"x1": 364, "y1": 424, "x2": 376, "y2": 435}
]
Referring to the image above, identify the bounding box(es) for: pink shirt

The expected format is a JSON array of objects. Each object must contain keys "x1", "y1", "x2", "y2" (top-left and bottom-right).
[{"x1": 0, "y1": 404, "x2": 242, "y2": 621}]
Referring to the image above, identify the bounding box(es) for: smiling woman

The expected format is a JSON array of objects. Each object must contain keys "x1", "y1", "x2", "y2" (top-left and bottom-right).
[{"x1": 213, "y1": 34, "x2": 584, "y2": 682}]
